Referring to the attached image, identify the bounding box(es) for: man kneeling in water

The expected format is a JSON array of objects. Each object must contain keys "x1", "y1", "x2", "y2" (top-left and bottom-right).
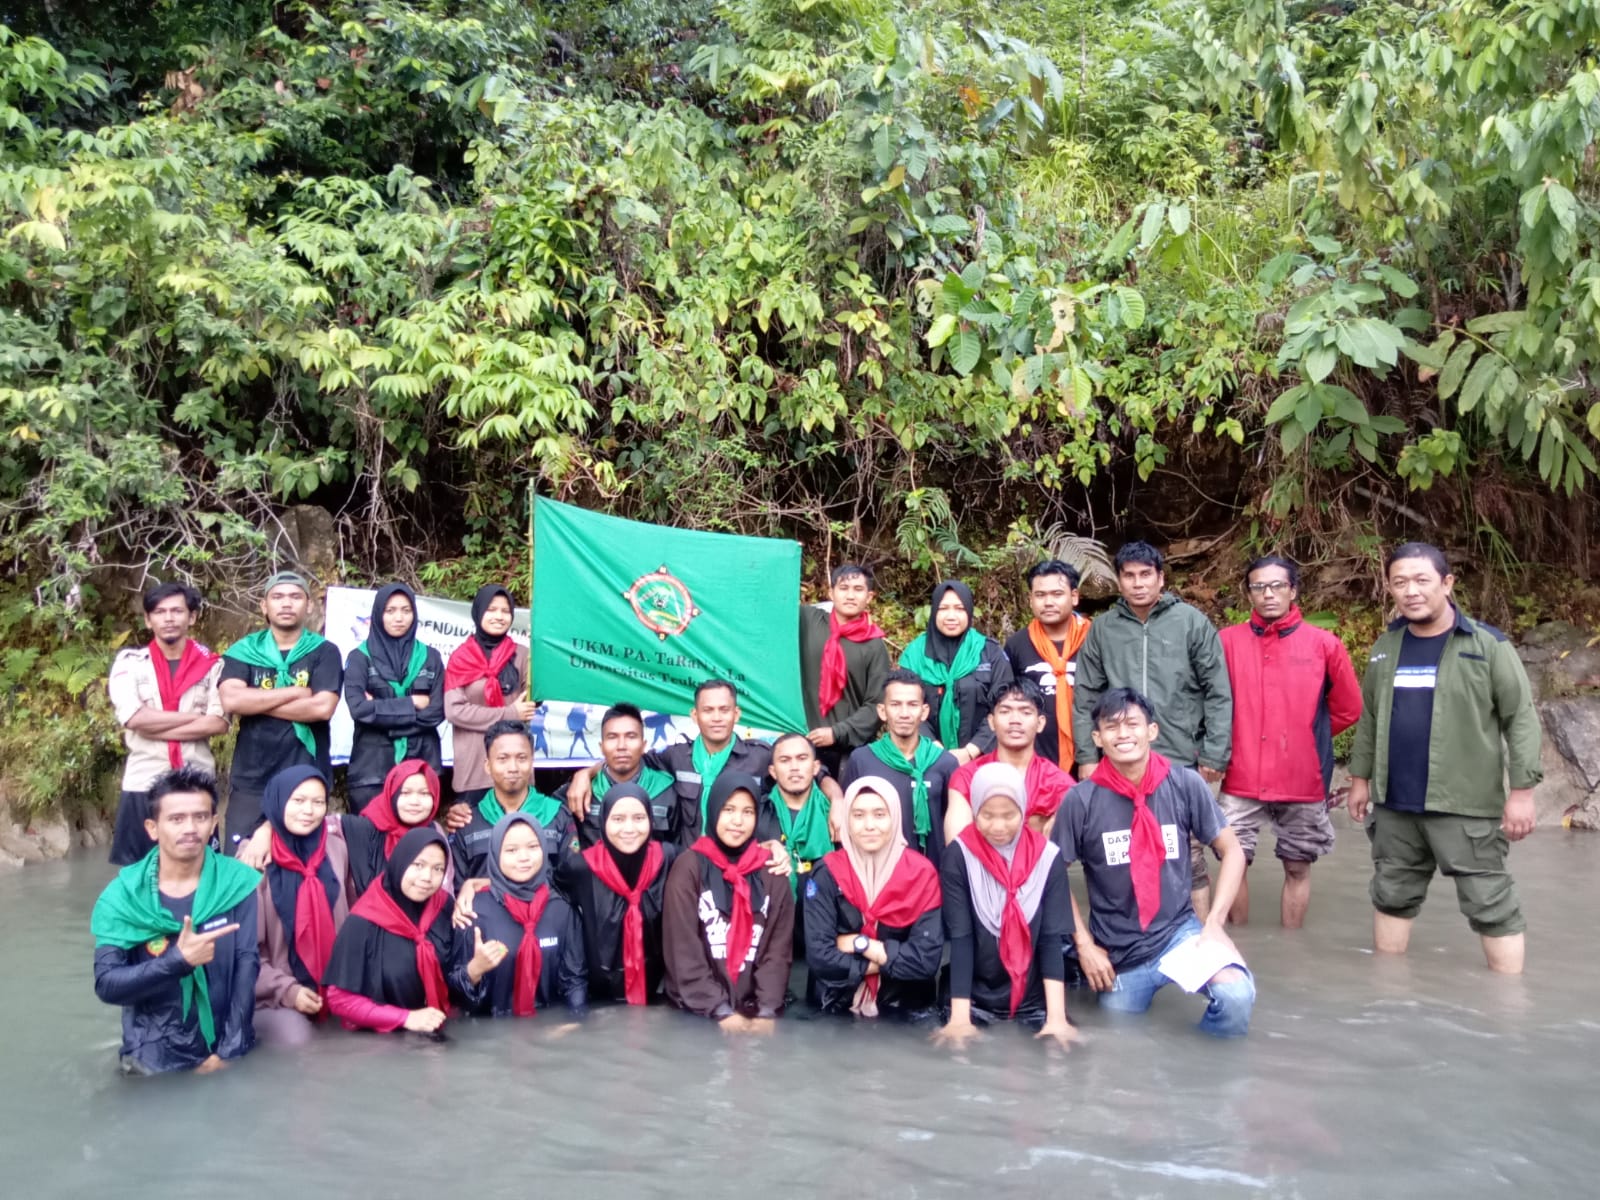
[
  {"x1": 1053, "y1": 689, "x2": 1255, "y2": 1036},
  {"x1": 91, "y1": 767, "x2": 261, "y2": 1074}
]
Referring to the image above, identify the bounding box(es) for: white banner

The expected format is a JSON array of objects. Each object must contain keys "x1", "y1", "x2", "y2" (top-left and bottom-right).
[{"x1": 324, "y1": 586, "x2": 717, "y2": 769}]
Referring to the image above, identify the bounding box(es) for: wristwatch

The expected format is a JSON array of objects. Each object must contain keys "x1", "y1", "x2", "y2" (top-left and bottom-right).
[{"x1": 852, "y1": 935, "x2": 870, "y2": 954}]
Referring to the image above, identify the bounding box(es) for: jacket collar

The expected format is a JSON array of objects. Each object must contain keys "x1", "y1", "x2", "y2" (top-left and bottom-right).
[
  {"x1": 1386, "y1": 602, "x2": 1474, "y2": 636},
  {"x1": 1114, "y1": 592, "x2": 1178, "y2": 623},
  {"x1": 1249, "y1": 605, "x2": 1303, "y2": 638}
]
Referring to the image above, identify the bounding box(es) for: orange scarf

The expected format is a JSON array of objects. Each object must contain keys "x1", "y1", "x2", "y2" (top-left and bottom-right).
[{"x1": 1027, "y1": 615, "x2": 1091, "y2": 766}]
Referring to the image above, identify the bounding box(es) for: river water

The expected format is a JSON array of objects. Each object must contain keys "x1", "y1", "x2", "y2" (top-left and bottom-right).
[{"x1": 4, "y1": 815, "x2": 1597, "y2": 1198}]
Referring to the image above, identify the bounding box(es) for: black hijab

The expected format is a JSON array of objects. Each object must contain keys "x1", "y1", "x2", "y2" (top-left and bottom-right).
[
  {"x1": 700, "y1": 772, "x2": 769, "y2": 916},
  {"x1": 470, "y1": 585, "x2": 512, "y2": 653},
  {"x1": 366, "y1": 582, "x2": 422, "y2": 686},
  {"x1": 600, "y1": 784, "x2": 654, "y2": 890},
  {"x1": 487, "y1": 813, "x2": 548, "y2": 904},
  {"x1": 322, "y1": 827, "x2": 453, "y2": 1009},
  {"x1": 925, "y1": 580, "x2": 976, "y2": 666},
  {"x1": 262, "y1": 764, "x2": 340, "y2": 988}
]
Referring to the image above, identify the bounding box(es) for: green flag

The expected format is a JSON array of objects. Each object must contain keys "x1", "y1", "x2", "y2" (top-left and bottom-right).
[{"x1": 531, "y1": 498, "x2": 804, "y2": 732}]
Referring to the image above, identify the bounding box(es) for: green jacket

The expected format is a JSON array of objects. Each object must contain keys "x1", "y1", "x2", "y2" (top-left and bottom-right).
[
  {"x1": 1070, "y1": 593, "x2": 1233, "y2": 770},
  {"x1": 1349, "y1": 606, "x2": 1542, "y2": 818}
]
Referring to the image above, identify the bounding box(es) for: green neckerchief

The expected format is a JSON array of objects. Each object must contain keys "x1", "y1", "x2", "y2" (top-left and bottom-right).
[
  {"x1": 224, "y1": 628, "x2": 329, "y2": 759},
  {"x1": 867, "y1": 734, "x2": 945, "y2": 840},
  {"x1": 358, "y1": 638, "x2": 428, "y2": 763},
  {"x1": 769, "y1": 783, "x2": 835, "y2": 897},
  {"x1": 898, "y1": 628, "x2": 987, "y2": 748},
  {"x1": 90, "y1": 847, "x2": 261, "y2": 1050},
  {"x1": 598, "y1": 764, "x2": 676, "y2": 801},
  {"x1": 479, "y1": 786, "x2": 563, "y2": 828},
  {"x1": 692, "y1": 736, "x2": 736, "y2": 834}
]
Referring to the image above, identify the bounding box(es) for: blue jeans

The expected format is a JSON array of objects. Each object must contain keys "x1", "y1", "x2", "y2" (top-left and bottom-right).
[{"x1": 1097, "y1": 917, "x2": 1256, "y2": 1037}]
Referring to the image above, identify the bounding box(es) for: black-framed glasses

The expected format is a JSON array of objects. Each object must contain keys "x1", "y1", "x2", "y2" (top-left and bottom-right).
[{"x1": 1246, "y1": 581, "x2": 1292, "y2": 594}]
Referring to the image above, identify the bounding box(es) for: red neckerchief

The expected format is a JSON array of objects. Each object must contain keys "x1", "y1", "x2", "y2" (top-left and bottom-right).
[
  {"x1": 151, "y1": 639, "x2": 218, "y2": 769},
  {"x1": 819, "y1": 610, "x2": 886, "y2": 716},
  {"x1": 270, "y1": 826, "x2": 337, "y2": 994},
  {"x1": 1089, "y1": 753, "x2": 1173, "y2": 930},
  {"x1": 445, "y1": 637, "x2": 518, "y2": 706},
  {"x1": 502, "y1": 885, "x2": 552, "y2": 1017},
  {"x1": 365, "y1": 761, "x2": 442, "y2": 858},
  {"x1": 582, "y1": 841, "x2": 666, "y2": 1005},
  {"x1": 348, "y1": 879, "x2": 450, "y2": 1011},
  {"x1": 690, "y1": 836, "x2": 771, "y2": 986},
  {"x1": 822, "y1": 849, "x2": 941, "y2": 1007},
  {"x1": 954, "y1": 823, "x2": 1048, "y2": 1016}
]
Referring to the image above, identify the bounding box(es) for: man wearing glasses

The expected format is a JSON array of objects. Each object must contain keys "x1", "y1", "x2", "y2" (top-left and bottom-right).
[{"x1": 1218, "y1": 556, "x2": 1361, "y2": 928}]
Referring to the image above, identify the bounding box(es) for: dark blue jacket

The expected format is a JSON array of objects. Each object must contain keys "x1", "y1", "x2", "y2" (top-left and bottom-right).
[{"x1": 92, "y1": 892, "x2": 259, "y2": 1074}]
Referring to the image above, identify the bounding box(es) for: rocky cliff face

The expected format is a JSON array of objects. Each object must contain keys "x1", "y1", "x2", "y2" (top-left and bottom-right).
[{"x1": 1519, "y1": 622, "x2": 1600, "y2": 830}]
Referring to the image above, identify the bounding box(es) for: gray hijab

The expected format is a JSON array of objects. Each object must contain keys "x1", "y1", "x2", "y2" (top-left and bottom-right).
[{"x1": 955, "y1": 762, "x2": 1059, "y2": 939}]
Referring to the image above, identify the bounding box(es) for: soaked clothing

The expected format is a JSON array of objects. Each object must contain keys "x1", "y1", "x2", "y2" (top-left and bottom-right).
[
  {"x1": 662, "y1": 847, "x2": 794, "y2": 1019},
  {"x1": 1053, "y1": 766, "x2": 1225, "y2": 971},
  {"x1": 803, "y1": 859, "x2": 943, "y2": 1019},
  {"x1": 940, "y1": 845, "x2": 1069, "y2": 1025},
  {"x1": 452, "y1": 888, "x2": 588, "y2": 1018},
  {"x1": 92, "y1": 854, "x2": 261, "y2": 1074},
  {"x1": 561, "y1": 842, "x2": 680, "y2": 1005}
]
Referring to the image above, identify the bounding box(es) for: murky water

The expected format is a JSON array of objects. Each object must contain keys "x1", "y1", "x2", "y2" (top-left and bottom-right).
[{"x1": 5, "y1": 813, "x2": 1598, "y2": 1197}]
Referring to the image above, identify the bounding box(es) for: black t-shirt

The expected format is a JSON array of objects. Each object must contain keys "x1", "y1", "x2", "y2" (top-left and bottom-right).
[
  {"x1": 219, "y1": 640, "x2": 344, "y2": 792},
  {"x1": 1384, "y1": 630, "x2": 1450, "y2": 813},
  {"x1": 1004, "y1": 628, "x2": 1075, "y2": 763},
  {"x1": 1053, "y1": 766, "x2": 1225, "y2": 970}
]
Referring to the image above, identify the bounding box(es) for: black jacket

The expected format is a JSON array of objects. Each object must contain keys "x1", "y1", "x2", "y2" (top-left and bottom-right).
[
  {"x1": 803, "y1": 861, "x2": 942, "y2": 1018},
  {"x1": 450, "y1": 888, "x2": 588, "y2": 1018},
  {"x1": 343, "y1": 643, "x2": 445, "y2": 793},
  {"x1": 92, "y1": 892, "x2": 260, "y2": 1074},
  {"x1": 916, "y1": 637, "x2": 1013, "y2": 754}
]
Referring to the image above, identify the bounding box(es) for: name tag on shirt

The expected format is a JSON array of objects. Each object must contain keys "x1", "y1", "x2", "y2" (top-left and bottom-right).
[
  {"x1": 675, "y1": 770, "x2": 702, "y2": 786},
  {"x1": 199, "y1": 916, "x2": 232, "y2": 934},
  {"x1": 1101, "y1": 824, "x2": 1181, "y2": 866},
  {"x1": 1394, "y1": 666, "x2": 1438, "y2": 690},
  {"x1": 538, "y1": 937, "x2": 559, "y2": 949}
]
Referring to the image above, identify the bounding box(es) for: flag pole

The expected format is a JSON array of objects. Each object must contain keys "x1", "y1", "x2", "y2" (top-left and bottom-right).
[{"x1": 534, "y1": 473, "x2": 547, "y2": 704}]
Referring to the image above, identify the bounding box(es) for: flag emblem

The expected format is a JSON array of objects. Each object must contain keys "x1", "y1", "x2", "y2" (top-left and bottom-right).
[{"x1": 624, "y1": 566, "x2": 702, "y2": 640}]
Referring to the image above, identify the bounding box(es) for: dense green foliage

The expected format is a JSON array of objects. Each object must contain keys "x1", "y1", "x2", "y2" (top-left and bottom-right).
[{"x1": 2, "y1": 0, "x2": 1598, "y2": 624}]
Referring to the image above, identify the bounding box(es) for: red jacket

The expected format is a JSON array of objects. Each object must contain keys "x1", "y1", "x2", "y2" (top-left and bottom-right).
[{"x1": 1220, "y1": 607, "x2": 1362, "y2": 803}]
